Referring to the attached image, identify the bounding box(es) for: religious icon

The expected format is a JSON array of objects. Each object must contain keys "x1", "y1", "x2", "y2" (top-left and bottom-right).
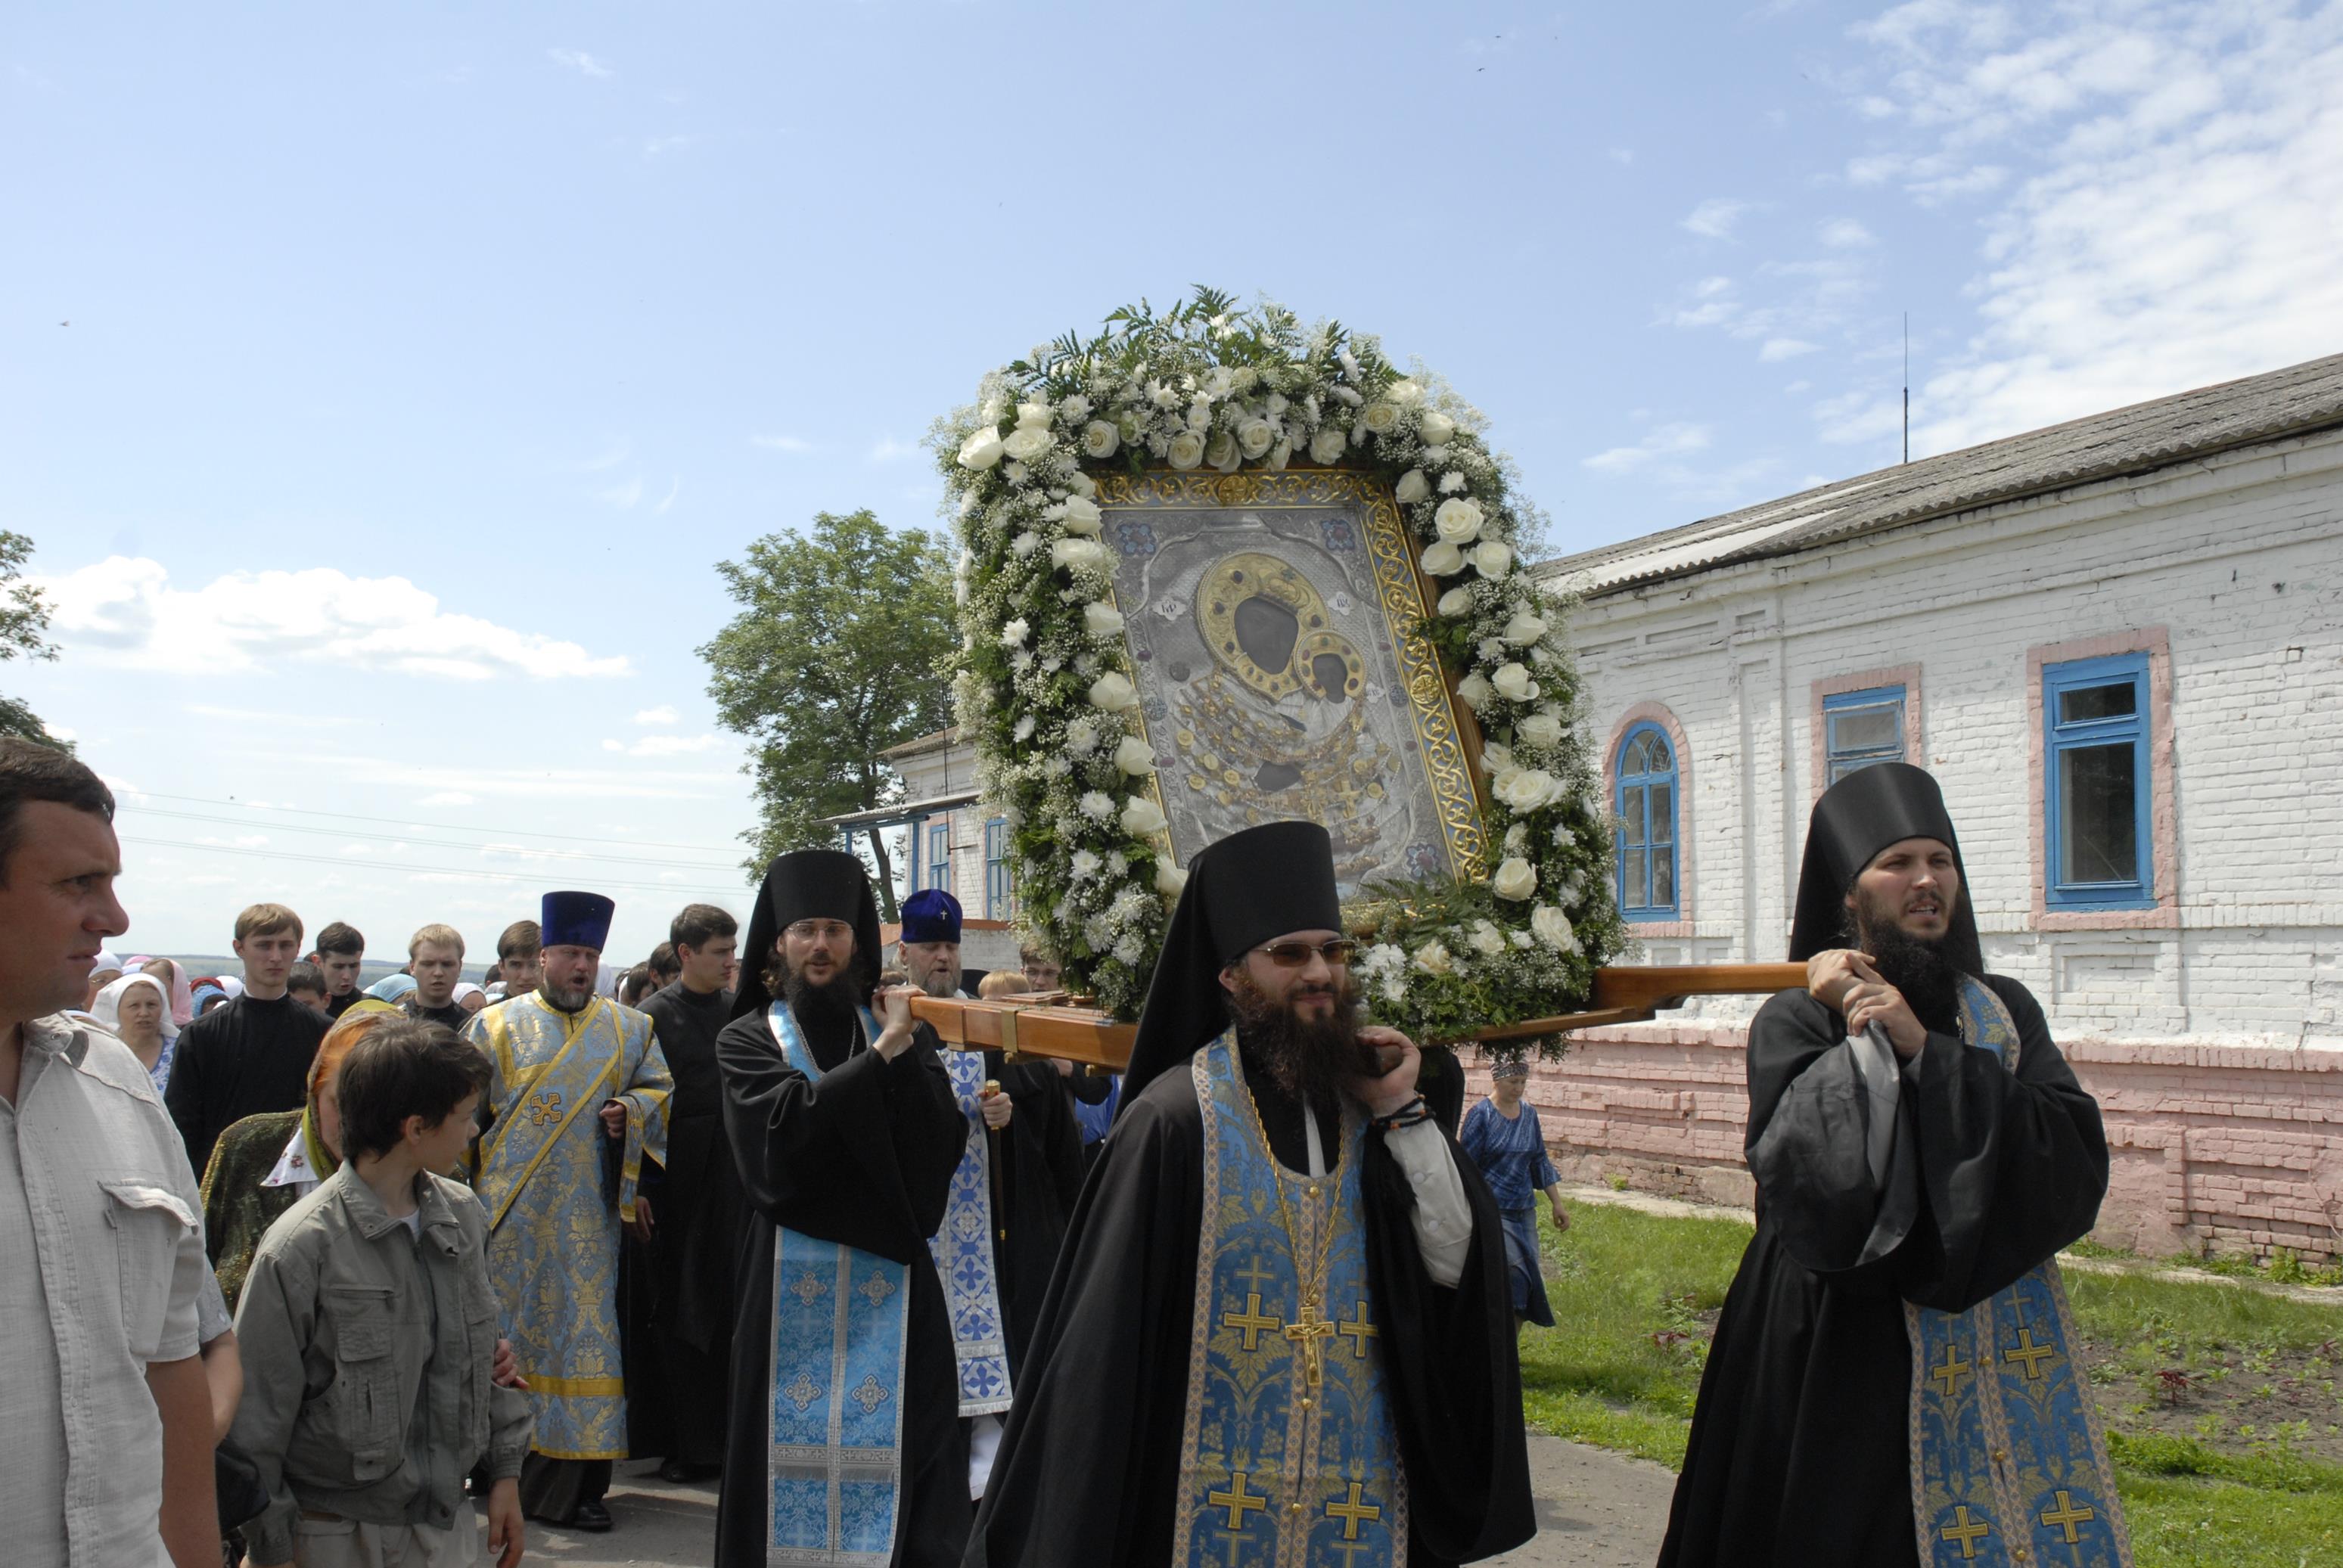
[{"x1": 1096, "y1": 468, "x2": 1487, "y2": 896}]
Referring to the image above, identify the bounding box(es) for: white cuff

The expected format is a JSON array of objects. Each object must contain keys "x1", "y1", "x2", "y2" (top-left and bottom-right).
[{"x1": 1386, "y1": 1120, "x2": 1474, "y2": 1287}]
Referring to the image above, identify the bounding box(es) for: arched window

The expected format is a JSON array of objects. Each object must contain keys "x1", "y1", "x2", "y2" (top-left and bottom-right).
[{"x1": 1615, "y1": 723, "x2": 1678, "y2": 918}]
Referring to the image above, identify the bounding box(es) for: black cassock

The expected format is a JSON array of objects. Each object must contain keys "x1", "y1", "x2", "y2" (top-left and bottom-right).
[
  {"x1": 965, "y1": 1039, "x2": 1534, "y2": 1568},
  {"x1": 623, "y1": 981, "x2": 741, "y2": 1468},
  {"x1": 978, "y1": 1054, "x2": 1086, "y2": 1380},
  {"x1": 1658, "y1": 976, "x2": 2108, "y2": 1566},
  {"x1": 714, "y1": 1011, "x2": 974, "y2": 1568}
]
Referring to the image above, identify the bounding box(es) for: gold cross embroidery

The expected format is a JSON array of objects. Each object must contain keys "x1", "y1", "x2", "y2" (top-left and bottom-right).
[
  {"x1": 2003, "y1": 1326, "x2": 2058, "y2": 1380},
  {"x1": 1940, "y1": 1504, "x2": 1990, "y2": 1559},
  {"x1": 1338, "y1": 1303, "x2": 1378, "y2": 1357},
  {"x1": 782, "y1": 1373, "x2": 824, "y2": 1412},
  {"x1": 1284, "y1": 1299, "x2": 1337, "y2": 1386},
  {"x1": 1325, "y1": 1480, "x2": 1381, "y2": 1541},
  {"x1": 525, "y1": 1091, "x2": 563, "y2": 1127},
  {"x1": 1221, "y1": 1291, "x2": 1281, "y2": 1352},
  {"x1": 1205, "y1": 1470, "x2": 1268, "y2": 1529},
  {"x1": 2039, "y1": 1489, "x2": 2095, "y2": 1543},
  {"x1": 1931, "y1": 1342, "x2": 1973, "y2": 1398}
]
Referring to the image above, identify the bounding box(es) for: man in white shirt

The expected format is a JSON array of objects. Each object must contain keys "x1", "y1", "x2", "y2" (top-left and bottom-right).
[{"x1": 0, "y1": 738, "x2": 217, "y2": 1566}]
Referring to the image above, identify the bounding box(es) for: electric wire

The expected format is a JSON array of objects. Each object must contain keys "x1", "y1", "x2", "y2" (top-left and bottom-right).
[
  {"x1": 119, "y1": 806, "x2": 741, "y2": 871},
  {"x1": 119, "y1": 835, "x2": 751, "y2": 899},
  {"x1": 117, "y1": 789, "x2": 743, "y2": 855}
]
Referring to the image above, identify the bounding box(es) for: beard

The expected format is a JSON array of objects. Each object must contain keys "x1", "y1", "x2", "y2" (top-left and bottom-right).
[
  {"x1": 783, "y1": 959, "x2": 865, "y2": 1046},
  {"x1": 1225, "y1": 969, "x2": 1376, "y2": 1110},
  {"x1": 539, "y1": 981, "x2": 594, "y2": 1012},
  {"x1": 1845, "y1": 886, "x2": 1968, "y2": 1034}
]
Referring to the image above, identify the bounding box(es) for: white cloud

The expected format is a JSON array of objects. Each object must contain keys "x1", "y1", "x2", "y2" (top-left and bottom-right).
[
  {"x1": 751, "y1": 433, "x2": 814, "y2": 453},
  {"x1": 1582, "y1": 423, "x2": 1713, "y2": 474},
  {"x1": 1761, "y1": 338, "x2": 1821, "y2": 362},
  {"x1": 653, "y1": 477, "x2": 682, "y2": 516},
  {"x1": 633, "y1": 705, "x2": 679, "y2": 725},
  {"x1": 1681, "y1": 198, "x2": 1751, "y2": 238},
  {"x1": 418, "y1": 791, "x2": 476, "y2": 808},
  {"x1": 592, "y1": 477, "x2": 643, "y2": 508},
  {"x1": 601, "y1": 733, "x2": 722, "y2": 757},
  {"x1": 1819, "y1": 217, "x2": 1875, "y2": 247},
  {"x1": 548, "y1": 48, "x2": 611, "y2": 79},
  {"x1": 39, "y1": 557, "x2": 632, "y2": 681},
  {"x1": 866, "y1": 436, "x2": 918, "y2": 463}
]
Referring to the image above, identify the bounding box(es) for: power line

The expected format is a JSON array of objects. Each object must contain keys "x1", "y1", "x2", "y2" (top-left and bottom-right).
[
  {"x1": 119, "y1": 789, "x2": 745, "y2": 855},
  {"x1": 119, "y1": 836, "x2": 751, "y2": 900},
  {"x1": 120, "y1": 806, "x2": 742, "y2": 871}
]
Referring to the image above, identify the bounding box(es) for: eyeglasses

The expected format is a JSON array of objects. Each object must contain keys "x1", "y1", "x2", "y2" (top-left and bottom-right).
[
  {"x1": 1254, "y1": 939, "x2": 1357, "y2": 968},
  {"x1": 785, "y1": 920, "x2": 855, "y2": 942}
]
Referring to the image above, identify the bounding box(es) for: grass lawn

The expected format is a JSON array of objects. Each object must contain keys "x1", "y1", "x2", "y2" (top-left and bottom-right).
[{"x1": 1518, "y1": 1199, "x2": 2343, "y2": 1566}]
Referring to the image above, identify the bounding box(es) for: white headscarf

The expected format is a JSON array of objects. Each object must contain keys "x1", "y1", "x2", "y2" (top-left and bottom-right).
[{"x1": 90, "y1": 972, "x2": 177, "y2": 1042}]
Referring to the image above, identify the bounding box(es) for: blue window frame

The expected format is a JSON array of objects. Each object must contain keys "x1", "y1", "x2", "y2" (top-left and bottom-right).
[
  {"x1": 984, "y1": 818, "x2": 1014, "y2": 921},
  {"x1": 1614, "y1": 722, "x2": 1679, "y2": 919},
  {"x1": 928, "y1": 821, "x2": 951, "y2": 898},
  {"x1": 2043, "y1": 652, "x2": 2152, "y2": 909},
  {"x1": 1823, "y1": 684, "x2": 1906, "y2": 783}
]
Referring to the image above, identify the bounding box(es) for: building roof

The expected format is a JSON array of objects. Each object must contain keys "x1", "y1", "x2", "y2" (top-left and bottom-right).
[
  {"x1": 1537, "y1": 351, "x2": 2343, "y2": 597},
  {"x1": 878, "y1": 725, "x2": 962, "y2": 761}
]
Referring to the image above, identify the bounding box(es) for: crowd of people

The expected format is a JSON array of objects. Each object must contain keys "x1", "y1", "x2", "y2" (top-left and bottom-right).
[{"x1": 8, "y1": 728, "x2": 2128, "y2": 1568}]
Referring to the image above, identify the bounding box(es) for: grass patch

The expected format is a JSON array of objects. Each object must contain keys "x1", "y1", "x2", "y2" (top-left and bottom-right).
[{"x1": 1518, "y1": 1200, "x2": 2343, "y2": 1566}]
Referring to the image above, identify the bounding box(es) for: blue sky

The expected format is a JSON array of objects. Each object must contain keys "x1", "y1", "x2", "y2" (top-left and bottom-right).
[{"x1": 8, "y1": 1, "x2": 2339, "y2": 961}]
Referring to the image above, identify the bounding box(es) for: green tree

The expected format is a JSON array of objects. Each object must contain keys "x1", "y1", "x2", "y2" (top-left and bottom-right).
[
  {"x1": 701, "y1": 510, "x2": 956, "y2": 918},
  {"x1": 0, "y1": 532, "x2": 67, "y2": 750}
]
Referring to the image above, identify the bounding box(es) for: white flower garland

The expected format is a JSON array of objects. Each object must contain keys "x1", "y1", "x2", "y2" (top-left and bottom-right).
[{"x1": 934, "y1": 290, "x2": 1624, "y2": 1035}]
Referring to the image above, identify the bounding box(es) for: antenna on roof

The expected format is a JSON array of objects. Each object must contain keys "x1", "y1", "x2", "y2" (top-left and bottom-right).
[{"x1": 1902, "y1": 312, "x2": 1910, "y2": 465}]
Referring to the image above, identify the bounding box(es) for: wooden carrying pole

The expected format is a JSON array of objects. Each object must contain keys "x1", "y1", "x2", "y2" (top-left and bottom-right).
[{"x1": 909, "y1": 962, "x2": 1810, "y2": 1070}]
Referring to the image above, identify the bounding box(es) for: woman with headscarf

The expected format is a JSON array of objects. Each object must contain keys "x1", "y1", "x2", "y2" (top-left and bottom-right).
[
  {"x1": 1459, "y1": 1057, "x2": 1569, "y2": 1328},
  {"x1": 91, "y1": 971, "x2": 181, "y2": 1091},
  {"x1": 190, "y1": 980, "x2": 230, "y2": 1018},
  {"x1": 198, "y1": 999, "x2": 398, "y2": 1309},
  {"x1": 138, "y1": 955, "x2": 197, "y2": 1029}
]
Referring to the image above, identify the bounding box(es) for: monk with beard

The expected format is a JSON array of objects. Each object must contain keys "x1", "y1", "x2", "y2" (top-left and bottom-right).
[
  {"x1": 965, "y1": 820, "x2": 1533, "y2": 1568},
  {"x1": 1661, "y1": 763, "x2": 2125, "y2": 1566}
]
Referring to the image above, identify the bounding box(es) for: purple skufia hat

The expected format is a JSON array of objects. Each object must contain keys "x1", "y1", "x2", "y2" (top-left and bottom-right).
[
  {"x1": 899, "y1": 887, "x2": 963, "y2": 945},
  {"x1": 541, "y1": 890, "x2": 617, "y2": 952}
]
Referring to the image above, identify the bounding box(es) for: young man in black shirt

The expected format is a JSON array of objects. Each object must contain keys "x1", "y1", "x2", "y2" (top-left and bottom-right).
[{"x1": 164, "y1": 902, "x2": 329, "y2": 1178}]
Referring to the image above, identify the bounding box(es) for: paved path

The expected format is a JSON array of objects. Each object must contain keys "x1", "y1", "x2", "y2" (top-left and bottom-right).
[{"x1": 519, "y1": 1437, "x2": 1676, "y2": 1566}]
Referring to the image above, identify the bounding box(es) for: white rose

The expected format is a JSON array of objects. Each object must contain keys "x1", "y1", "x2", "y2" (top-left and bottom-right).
[
  {"x1": 1120, "y1": 796, "x2": 1168, "y2": 837},
  {"x1": 1504, "y1": 822, "x2": 1529, "y2": 851},
  {"x1": 1154, "y1": 859, "x2": 1189, "y2": 897},
  {"x1": 1084, "y1": 601, "x2": 1125, "y2": 638},
  {"x1": 1493, "y1": 766, "x2": 1561, "y2": 811},
  {"x1": 1434, "y1": 498, "x2": 1485, "y2": 544},
  {"x1": 1482, "y1": 742, "x2": 1515, "y2": 776},
  {"x1": 1491, "y1": 856, "x2": 1539, "y2": 900},
  {"x1": 1002, "y1": 425, "x2": 1054, "y2": 462},
  {"x1": 1015, "y1": 400, "x2": 1052, "y2": 430},
  {"x1": 957, "y1": 427, "x2": 1005, "y2": 470},
  {"x1": 1167, "y1": 430, "x2": 1206, "y2": 470},
  {"x1": 1394, "y1": 469, "x2": 1431, "y2": 505},
  {"x1": 1089, "y1": 672, "x2": 1138, "y2": 712},
  {"x1": 1068, "y1": 470, "x2": 1098, "y2": 498},
  {"x1": 1205, "y1": 430, "x2": 1241, "y2": 474},
  {"x1": 1421, "y1": 539, "x2": 1465, "y2": 576},
  {"x1": 1456, "y1": 671, "x2": 1493, "y2": 709},
  {"x1": 1114, "y1": 734, "x2": 1155, "y2": 776},
  {"x1": 1502, "y1": 609, "x2": 1548, "y2": 645},
  {"x1": 1412, "y1": 940, "x2": 1454, "y2": 976},
  {"x1": 1419, "y1": 409, "x2": 1456, "y2": 445},
  {"x1": 1265, "y1": 438, "x2": 1291, "y2": 470},
  {"x1": 1471, "y1": 540, "x2": 1514, "y2": 579},
  {"x1": 1516, "y1": 709, "x2": 1564, "y2": 748},
  {"x1": 1081, "y1": 419, "x2": 1121, "y2": 459},
  {"x1": 1052, "y1": 537, "x2": 1109, "y2": 573},
  {"x1": 1308, "y1": 427, "x2": 1347, "y2": 465},
  {"x1": 1532, "y1": 905, "x2": 1575, "y2": 950},
  {"x1": 1236, "y1": 416, "x2": 1276, "y2": 458},
  {"x1": 1491, "y1": 662, "x2": 1538, "y2": 702},
  {"x1": 1361, "y1": 402, "x2": 1400, "y2": 435},
  {"x1": 1468, "y1": 919, "x2": 1507, "y2": 956},
  {"x1": 1436, "y1": 585, "x2": 1474, "y2": 617},
  {"x1": 1000, "y1": 618, "x2": 1030, "y2": 648},
  {"x1": 1387, "y1": 378, "x2": 1425, "y2": 407},
  {"x1": 1055, "y1": 494, "x2": 1104, "y2": 535}
]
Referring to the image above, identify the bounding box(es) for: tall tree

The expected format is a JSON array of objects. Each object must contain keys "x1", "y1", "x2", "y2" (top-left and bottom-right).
[
  {"x1": 0, "y1": 532, "x2": 67, "y2": 750},
  {"x1": 701, "y1": 510, "x2": 956, "y2": 918}
]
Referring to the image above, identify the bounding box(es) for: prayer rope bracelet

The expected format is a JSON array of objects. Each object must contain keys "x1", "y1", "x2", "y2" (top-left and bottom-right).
[{"x1": 1369, "y1": 1095, "x2": 1432, "y2": 1133}]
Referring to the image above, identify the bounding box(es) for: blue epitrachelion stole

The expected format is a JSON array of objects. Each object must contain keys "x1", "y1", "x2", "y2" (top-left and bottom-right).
[
  {"x1": 1172, "y1": 1035, "x2": 1406, "y2": 1568},
  {"x1": 763, "y1": 1001, "x2": 911, "y2": 1566},
  {"x1": 1903, "y1": 978, "x2": 2133, "y2": 1566},
  {"x1": 928, "y1": 1046, "x2": 1013, "y2": 1416}
]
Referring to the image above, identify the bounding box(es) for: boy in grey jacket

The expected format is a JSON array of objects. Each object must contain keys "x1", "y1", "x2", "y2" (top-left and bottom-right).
[{"x1": 231, "y1": 1018, "x2": 530, "y2": 1567}]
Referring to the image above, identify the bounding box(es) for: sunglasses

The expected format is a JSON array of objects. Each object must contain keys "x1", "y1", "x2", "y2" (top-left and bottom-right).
[
  {"x1": 1254, "y1": 939, "x2": 1357, "y2": 968},
  {"x1": 785, "y1": 920, "x2": 855, "y2": 942}
]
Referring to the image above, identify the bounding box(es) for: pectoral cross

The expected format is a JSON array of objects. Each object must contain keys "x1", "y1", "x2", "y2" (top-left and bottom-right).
[{"x1": 1284, "y1": 1297, "x2": 1337, "y2": 1386}]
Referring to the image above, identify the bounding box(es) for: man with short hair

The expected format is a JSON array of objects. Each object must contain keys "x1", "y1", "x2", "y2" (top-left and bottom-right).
[
  {"x1": 166, "y1": 903, "x2": 331, "y2": 1178},
  {"x1": 285, "y1": 961, "x2": 328, "y2": 1013},
  {"x1": 898, "y1": 887, "x2": 976, "y2": 1000},
  {"x1": 0, "y1": 738, "x2": 219, "y2": 1566},
  {"x1": 646, "y1": 941, "x2": 680, "y2": 992},
  {"x1": 968, "y1": 821, "x2": 1533, "y2": 1566},
  {"x1": 467, "y1": 892, "x2": 671, "y2": 1532},
  {"x1": 493, "y1": 919, "x2": 540, "y2": 1001},
  {"x1": 1660, "y1": 764, "x2": 2124, "y2": 1566},
  {"x1": 313, "y1": 922, "x2": 366, "y2": 1018},
  {"x1": 627, "y1": 902, "x2": 741, "y2": 1481},
  {"x1": 405, "y1": 923, "x2": 470, "y2": 1030},
  {"x1": 1018, "y1": 946, "x2": 1060, "y2": 993},
  {"x1": 712, "y1": 852, "x2": 970, "y2": 1567}
]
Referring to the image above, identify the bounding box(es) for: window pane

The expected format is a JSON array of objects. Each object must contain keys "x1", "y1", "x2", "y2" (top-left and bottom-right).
[
  {"x1": 1652, "y1": 847, "x2": 1675, "y2": 908},
  {"x1": 2059, "y1": 682, "x2": 2137, "y2": 725},
  {"x1": 1624, "y1": 734, "x2": 1652, "y2": 775},
  {"x1": 2059, "y1": 743, "x2": 2139, "y2": 884},
  {"x1": 1642, "y1": 732, "x2": 1672, "y2": 772},
  {"x1": 1625, "y1": 847, "x2": 1648, "y2": 908},
  {"x1": 1830, "y1": 756, "x2": 1886, "y2": 784},
  {"x1": 1648, "y1": 783, "x2": 1674, "y2": 846},
  {"x1": 1829, "y1": 706, "x2": 1901, "y2": 754},
  {"x1": 1621, "y1": 785, "x2": 1646, "y2": 846}
]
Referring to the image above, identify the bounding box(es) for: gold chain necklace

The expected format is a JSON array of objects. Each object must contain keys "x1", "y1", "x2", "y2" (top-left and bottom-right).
[{"x1": 1230, "y1": 1049, "x2": 1338, "y2": 1316}]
